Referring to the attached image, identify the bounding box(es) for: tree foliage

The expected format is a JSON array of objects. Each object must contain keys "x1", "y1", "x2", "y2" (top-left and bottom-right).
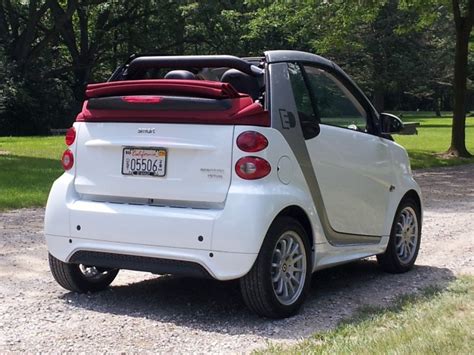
[{"x1": 0, "y1": 0, "x2": 471, "y2": 154}]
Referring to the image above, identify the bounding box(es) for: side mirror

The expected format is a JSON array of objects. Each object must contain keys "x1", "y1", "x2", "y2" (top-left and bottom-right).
[
  {"x1": 380, "y1": 113, "x2": 404, "y2": 134},
  {"x1": 301, "y1": 120, "x2": 320, "y2": 140}
]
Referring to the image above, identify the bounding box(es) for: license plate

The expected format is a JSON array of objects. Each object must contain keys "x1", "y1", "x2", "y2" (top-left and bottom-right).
[{"x1": 122, "y1": 148, "x2": 167, "y2": 177}]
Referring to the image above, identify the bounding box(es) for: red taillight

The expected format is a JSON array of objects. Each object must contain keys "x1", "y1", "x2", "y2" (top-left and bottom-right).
[
  {"x1": 235, "y1": 156, "x2": 271, "y2": 180},
  {"x1": 236, "y1": 131, "x2": 268, "y2": 152},
  {"x1": 61, "y1": 150, "x2": 74, "y2": 170},
  {"x1": 121, "y1": 96, "x2": 163, "y2": 104},
  {"x1": 65, "y1": 127, "x2": 76, "y2": 146}
]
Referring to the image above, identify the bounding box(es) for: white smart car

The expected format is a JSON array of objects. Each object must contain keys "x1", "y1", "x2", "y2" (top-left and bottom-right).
[{"x1": 45, "y1": 51, "x2": 422, "y2": 318}]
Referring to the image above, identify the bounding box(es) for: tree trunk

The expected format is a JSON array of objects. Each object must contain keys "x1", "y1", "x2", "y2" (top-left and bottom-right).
[
  {"x1": 448, "y1": 0, "x2": 473, "y2": 157},
  {"x1": 435, "y1": 98, "x2": 442, "y2": 117},
  {"x1": 373, "y1": 90, "x2": 385, "y2": 113},
  {"x1": 72, "y1": 68, "x2": 89, "y2": 102}
]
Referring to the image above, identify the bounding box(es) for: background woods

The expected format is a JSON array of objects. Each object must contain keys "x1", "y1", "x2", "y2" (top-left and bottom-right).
[{"x1": 0, "y1": 0, "x2": 472, "y2": 154}]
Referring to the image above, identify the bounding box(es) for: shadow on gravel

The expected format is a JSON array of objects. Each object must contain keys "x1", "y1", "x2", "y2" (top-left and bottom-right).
[{"x1": 60, "y1": 259, "x2": 454, "y2": 340}]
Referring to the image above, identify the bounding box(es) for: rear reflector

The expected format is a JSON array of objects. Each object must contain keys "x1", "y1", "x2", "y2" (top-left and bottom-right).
[
  {"x1": 121, "y1": 96, "x2": 163, "y2": 104},
  {"x1": 65, "y1": 127, "x2": 76, "y2": 146},
  {"x1": 235, "y1": 156, "x2": 271, "y2": 180},
  {"x1": 236, "y1": 131, "x2": 268, "y2": 152},
  {"x1": 61, "y1": 150, "x2": 74, "y2": 170}
]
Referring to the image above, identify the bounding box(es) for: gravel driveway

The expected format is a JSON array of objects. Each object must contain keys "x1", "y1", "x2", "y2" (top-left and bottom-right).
[{"x1": 1, "y1": 164, "x2": 473, "y2": 353}]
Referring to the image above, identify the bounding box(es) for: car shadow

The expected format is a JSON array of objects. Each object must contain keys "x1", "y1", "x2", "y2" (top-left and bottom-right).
[{"x1": 60, "y1": 259, "x2": 455, "y2": 340}]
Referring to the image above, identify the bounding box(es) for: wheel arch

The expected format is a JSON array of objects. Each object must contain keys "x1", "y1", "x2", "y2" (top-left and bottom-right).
[
  {"x1": 401, "y1": 189, "x2": 422, "y2": 221},
  {"x1": 272, "y1": 205, "x2": 314, "y2": 254}
]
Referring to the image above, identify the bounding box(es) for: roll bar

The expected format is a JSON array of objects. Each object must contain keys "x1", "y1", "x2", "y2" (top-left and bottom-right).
[{"x1": 111, "y1": 55, "x2": 263, "y2": 81}]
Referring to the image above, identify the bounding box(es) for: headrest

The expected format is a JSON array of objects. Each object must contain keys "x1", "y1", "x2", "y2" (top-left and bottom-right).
[
  {"x1": 221, "y1": 69, "x2": 260, "y2": 100},
  {"x1": 164, "y1": 70, "x2": 196, "y2": 80}
]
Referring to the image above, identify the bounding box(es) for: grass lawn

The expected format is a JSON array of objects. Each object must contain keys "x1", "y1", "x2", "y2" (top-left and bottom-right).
[
  {"x1": 0, "y1": 112, "x2": 472, "y2": 210},
  {"x1": 394, "y1": 112, "x2": 474, "y2": 169},
  {"x1": 0, "y1": 136, "x2": 64, "y2": 210},
  {"x1": 261, "y1": 275, "x2": 474, "y2": 355}
]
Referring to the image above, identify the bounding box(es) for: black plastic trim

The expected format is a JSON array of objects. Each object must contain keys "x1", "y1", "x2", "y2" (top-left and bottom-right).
[
  {"x1": 69, "y1": 251, "x2": 212, "y2": 278},
  {"x1": 87, "y1": 96, "x2": 233, "y2": 111},
  {"x1": 265, "y1": 50, "x2": 333, "y2": 67}
]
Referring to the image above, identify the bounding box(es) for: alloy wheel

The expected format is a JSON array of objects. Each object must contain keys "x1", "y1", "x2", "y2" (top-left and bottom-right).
[{"x1": 271, "y1": 231, "x2": 307, "y2": 306}]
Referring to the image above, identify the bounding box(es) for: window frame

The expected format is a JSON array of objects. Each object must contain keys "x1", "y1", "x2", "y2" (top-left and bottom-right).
[{"x1": 294, "y1": 62, "x2": 379, "y2": 136}]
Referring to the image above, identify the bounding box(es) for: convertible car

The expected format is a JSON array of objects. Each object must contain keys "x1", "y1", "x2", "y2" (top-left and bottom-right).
[{"x1": 45, "y1": 51, "x2": 422, "y2": 318}]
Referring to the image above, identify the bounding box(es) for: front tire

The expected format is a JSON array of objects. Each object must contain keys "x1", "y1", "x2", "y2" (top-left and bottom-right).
[
  {"x1": 49, "y1": 253, "x2": 119, "y2": 293},
  {"x1": 240, "y1": 217, "x2": 312, "y2": 318},
  {"x1": 377, "y1": 198, "x2": 421, "y2": 273}
]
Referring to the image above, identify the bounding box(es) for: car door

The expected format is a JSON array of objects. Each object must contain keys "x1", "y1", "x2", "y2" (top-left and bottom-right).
[{"x1": 287, "y1": 63, "x2": 393, "y2": 237}]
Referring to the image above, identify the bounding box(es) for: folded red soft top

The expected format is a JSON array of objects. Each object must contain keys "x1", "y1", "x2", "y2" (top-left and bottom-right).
[
  {"x1": 77, "y1": 79, "x2": 270, "y2": 126},
  {"x1": 86, "y1": 79, "x2": 245, "y2": 100}
]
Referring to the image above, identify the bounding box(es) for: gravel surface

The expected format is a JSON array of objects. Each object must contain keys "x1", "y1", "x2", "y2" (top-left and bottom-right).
[{"x1": 1, "y1": 164, "x2": 473, "y2": 353}]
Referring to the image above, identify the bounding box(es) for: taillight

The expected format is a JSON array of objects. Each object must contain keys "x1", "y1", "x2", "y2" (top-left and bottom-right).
[
  {"x1": 236, "y1": 131, "x2": 268, "y2": 152},
  {"x1": 122, "y1": 96, "x2": 162, "y2": 104},
  {"x1": 235, "y1": 156, "x2": 271, "y2": 180},
  {"x1": 61, "y1": 149, "x2": 74, "y2": 170},
  {"x1": 65, "y1": 127, "x2": 76, "y2": 146}
]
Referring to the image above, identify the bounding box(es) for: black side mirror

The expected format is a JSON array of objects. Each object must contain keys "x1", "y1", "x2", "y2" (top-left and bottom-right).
[
  {"x1": 296, "y1": 111, "x2": 320, "y2": 140},
  {"x1": 301, "y1": 120, "x2": 320, "y2": 140},
  {"x1": 380, "y1": 113, "x2": 404, "y2": 134}
]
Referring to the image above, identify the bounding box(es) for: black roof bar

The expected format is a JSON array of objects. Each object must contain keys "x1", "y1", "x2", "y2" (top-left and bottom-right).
[{"x1": 124, "y1": 55, "x2": 263, "y2": 78}]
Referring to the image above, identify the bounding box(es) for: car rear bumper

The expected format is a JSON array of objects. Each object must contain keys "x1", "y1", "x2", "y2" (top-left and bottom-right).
[
  {"x1": 45, "y1": 234, "x2": 256, "y2": 280},
  {"x1": 44, "y1": 173, "x2": 276, "y2": 281}
]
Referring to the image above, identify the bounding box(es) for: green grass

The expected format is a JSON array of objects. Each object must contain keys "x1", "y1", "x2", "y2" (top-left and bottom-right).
[
  {"x1": 261, "y1": 275, "x2": 474, "y2": 355},
  {"x1": 0, "y1": 136, "x2": 64, "y2": 210},
  {"x1": 394, "y1": 112, "x2": 474, "y2": 169}
]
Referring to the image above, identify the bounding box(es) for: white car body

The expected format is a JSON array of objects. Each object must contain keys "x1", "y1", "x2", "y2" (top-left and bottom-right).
[{"x1": 45, "y1": 51, "x2": 422, "y2": 316}]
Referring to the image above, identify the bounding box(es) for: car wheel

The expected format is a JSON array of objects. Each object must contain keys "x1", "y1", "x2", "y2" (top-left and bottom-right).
[
  {"x1": 377, "y1": 198, "x2": 421, "y2": 273},
  {"x1": 240, "y1": 216, "x2": 312, "y2": 318},
  {"x1": 48, "y1": 253, "x2": 119, "y2": 292}
]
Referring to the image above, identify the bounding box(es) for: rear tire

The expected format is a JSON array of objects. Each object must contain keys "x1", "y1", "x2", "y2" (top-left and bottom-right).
[
  {"x1": 48, "y1": 253, "x2": 119, "y2": 292},
  {"x1": 240, "y1": 217, "x2": 312, "y2": 318},
  {"x1": 377, "y1": 198, "x2": 421, "y2": 273}
]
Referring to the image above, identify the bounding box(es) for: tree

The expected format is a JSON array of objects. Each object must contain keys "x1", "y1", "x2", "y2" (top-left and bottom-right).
[
  {"x1": 47, "y1": 0, "x2": 192, "y2": 101},
  {"x1": 0, "y1": 0, "x2": 52, "y2": 70},
  {"x1": 179, "y1": 1, "x2": 250, "y2": 55},
  {"x1": 47, "y1": 0, "x2": 114, "y2": 102},
  {"x1": 0, "y1": 0, "x2": 468, "y2": 137},
  {"x1": 0, "y1": 0, "x2": 77, "y2": 134},
  {"x1": 319, "y1": 1, "x2": 431, "y2": 112},
  {"x1": 449, "y1": 0, "x2": 473, "y2": 157},
  {"x1": 313, "y1": 0, "x2": 472, "y2": 156},
  {"x1": 399, "y1": 0, "x2": 473, "y2": 156}
]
